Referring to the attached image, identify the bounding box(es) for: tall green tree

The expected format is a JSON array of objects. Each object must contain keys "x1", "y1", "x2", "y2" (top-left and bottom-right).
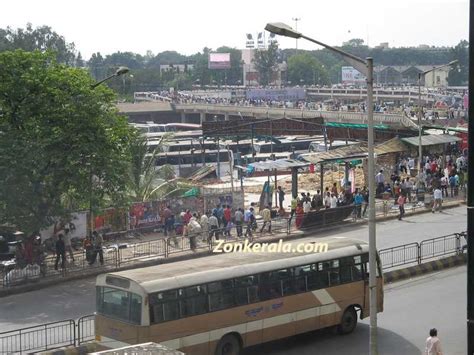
[
  {"x1": 287, "y1": 53, "x2": 330, "y2": 85},
  {"x1": 448, "y1": 40, "x2": 469, "y2": 86},
  {"x1": 0, "y1": 50, "x2": 134, "y2": 234},
  {"x1": 253, "y1": 42, "x2": 279, "y2": 86},
  {"x1": 0, "y1": 23, "x2": 76, "y2": 65}
]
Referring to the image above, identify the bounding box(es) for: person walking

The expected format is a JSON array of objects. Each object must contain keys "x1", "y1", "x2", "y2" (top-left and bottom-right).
[
  {"x1": 208, "y1": 213, "x2": 219, "y2": 242},
  {"x1": 432, "y1": 187, "x2": 443, "y2": 213},
  {"x1": 199, "y1": 212, "x2": 209, "y2": 242},
  {"x1": 277, "y1": 186, "x2": 285, "y2": 211},
  {"x1": 234, "y1": 208, "x2": 244, "y2": 238},
  {"x1": 244, "y1": 207, "x2": 255, "y2": 239},
  {"x1": 54, "y1": 234, "x2": 66, "y2": 270},
  {"x1": 375, "y1": 170, "x2": 385, "y2": 195},
  {"x1": 260, "y1": 205, "x2": 272, "y2": 234},
  {"x1": 90, "y1": 231, "x2": 104, "y2": 265},
  {"x1": 186, "y1": 214, "x2": 201, "y2": 252},
  {"x1": 353, "y1": 189, "x2": 363, "y2": 219},
  {"x1": 223, "y1": 205, "x2": 232, "y2": 237},
  {"x1": 425, "y1": 328, "x2": 443, "y2": 355},
  {"x1": 63, "y1": 228, "x2": 75, "y2": 263},
  {"x1": 397, "y1": 193, "x2": 406, "y2": 220}
]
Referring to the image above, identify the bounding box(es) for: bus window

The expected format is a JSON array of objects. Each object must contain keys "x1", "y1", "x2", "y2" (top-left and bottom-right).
[
  {"x1": 234, "y1": 275, "x2": 259, "y2": 305},
  {"x1": 97, "y1": 286, "x2": 142, "y2": 325},
  {"x1": 293, "y1": 265, "x2": 310, "y2": 293},
  {"x1": 130, "y1": 293, "x2": 142, "y2": 324},
  {"x1": 208, "y1": 280, "x2": 235, "y2": 311},
  {"x1": 180, "y1": 285, "x2": 208, "y2": 317},
  {"x1": 149, "y1": 290, "x2": 179, "y2": 324},
  {"x1": 259, "y1": 272, "x2": 283, "y2": 301}
]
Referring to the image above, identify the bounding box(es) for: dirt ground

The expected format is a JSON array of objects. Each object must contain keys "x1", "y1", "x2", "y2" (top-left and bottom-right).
[{"x1": 244, "y1": 168, "x2": 367, "y2": 195}]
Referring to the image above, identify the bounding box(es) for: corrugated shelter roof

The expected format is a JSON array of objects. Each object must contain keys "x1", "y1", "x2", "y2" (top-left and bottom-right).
[
  {"x1": 374, "y1": 137, "x2": 409, "y2": 155},
  {"x1": 325, "y1": 122, "x2": 389, "y2": 129},
  {"x1": 401, "y1": 134, "x2": 461, "y2": 146},
  {"x1": 300, "y1": 143, "x2": 368, "y2": 164},
  {"x1": 249, "y1": 159, "x2": 309, "y2": 171}
]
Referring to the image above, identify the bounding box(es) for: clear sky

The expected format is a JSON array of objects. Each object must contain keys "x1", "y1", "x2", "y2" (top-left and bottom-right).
[{"x1": 1, "y1": 0, "x2": 468, "y2": 59}]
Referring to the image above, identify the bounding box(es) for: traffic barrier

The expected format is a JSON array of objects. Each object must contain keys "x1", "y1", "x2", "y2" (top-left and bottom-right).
[
  {"x1": 379, "y1": 231, "x2": 467, "y2": 271},
  {"x1": 384, "y1": 254, "x2": 467, "y2": 283}
]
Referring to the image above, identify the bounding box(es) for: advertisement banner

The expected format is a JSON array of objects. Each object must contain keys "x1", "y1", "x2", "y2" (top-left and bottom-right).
[
  {"x1": 341, "y1": 66, "x2": 366, "y2": 84},
  {"x1": 129, "y1": 201, "x2": 162, "y2": 230},
  {"x1": 208, "y1": 53, "x2": 231, "y2": 70},
  {"x1": 246, "y1": 88, "x2": 306, "y2": 101},
  {"x1": 40, "y1": 212, "x2": 88, "y2": 241}
]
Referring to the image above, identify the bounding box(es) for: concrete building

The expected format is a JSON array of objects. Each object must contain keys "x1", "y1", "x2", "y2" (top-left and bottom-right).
[
  {"x1": 241, "y1": 48, "x2": 287, "y2": 87},
  {"x1": 374, "y1": 65, "x2": 451, "y2": 87}
]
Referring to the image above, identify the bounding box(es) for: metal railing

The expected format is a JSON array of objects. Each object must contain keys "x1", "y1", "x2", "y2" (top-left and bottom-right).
[
  {"x1": 379, "y1": 232, "x2": 467, "y2": 270},
  {"x1": 0, "y1": 196, "x2": 464, "y2": 288},
  {"x1": 0, "y1": 229, "x2": 467, "y2": 353},
  {"x1": 77, "y1": 314, "x2": 95, "y2": 345},
  {"x1": 0, "y1": 319, "x2": 76, "y2": 354}
]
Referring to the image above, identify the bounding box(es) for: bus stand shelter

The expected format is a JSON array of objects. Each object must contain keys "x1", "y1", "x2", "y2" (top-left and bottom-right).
[{"x1": 247, "y1": 159, "x2": 309, "y2": 208}]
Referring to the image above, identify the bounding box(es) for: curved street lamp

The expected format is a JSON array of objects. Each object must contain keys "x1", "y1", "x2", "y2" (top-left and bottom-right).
[
  {"x1": 265, "y1": 22, "x2": 378, "y2": 355},
  {"x1": 91, "y1": 66, "x2": 130, "y2": 89}
]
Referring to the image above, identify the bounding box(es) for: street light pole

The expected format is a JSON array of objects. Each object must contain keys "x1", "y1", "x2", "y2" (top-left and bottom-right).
[
  {"x1": 91, "y1": 66, "x2": 130, "y2": 89},
  {"x1": 292, "y1": 17, "x2": 301, "y2": 53},
  {"x1": 366, "y1": 57, "x2": 377, "y2": 354},
  {"x1": 265, "y1": 22, "x2": 378, "y2": 355},
  {"x1": 418, "y1": 73, "x2": 423, "y2": 170},
  {"x1": 467, "y1": 2, "x2": 474, "y2": 353}
]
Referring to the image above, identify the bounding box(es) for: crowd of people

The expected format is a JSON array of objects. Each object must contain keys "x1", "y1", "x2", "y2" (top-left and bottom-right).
[{"x1": 160, "y1": 203, "x2": 275, "y2": 251}]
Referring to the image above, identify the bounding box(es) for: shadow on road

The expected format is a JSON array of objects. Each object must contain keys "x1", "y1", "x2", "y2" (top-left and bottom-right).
[{"x1": 243, "y1": 323, "x2": 421, "y2": 355}]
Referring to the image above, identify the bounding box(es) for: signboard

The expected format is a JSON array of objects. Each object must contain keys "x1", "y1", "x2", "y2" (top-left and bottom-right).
[
  {"x1": 246, "y1": 88, "x2": 306, "y2": 101},
  {"x1": 341, "y1": 66, "x2": 366, "y2": 84},
  {"x1": 208, "y1": 53, "x2": 231, "y2": 69},
  {"x1": 40, "y1": 212, "x2": 88, "y2": 241}
]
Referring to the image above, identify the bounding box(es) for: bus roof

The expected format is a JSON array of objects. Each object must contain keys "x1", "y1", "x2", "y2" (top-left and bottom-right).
[{"x1": 101, "y1": 237, "x2": 368, "y2": 294}]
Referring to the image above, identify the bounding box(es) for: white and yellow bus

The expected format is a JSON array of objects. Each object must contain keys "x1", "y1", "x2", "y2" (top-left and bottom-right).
[{"x1": 95, "y1": 237, "x2": 384, "y2": 355}]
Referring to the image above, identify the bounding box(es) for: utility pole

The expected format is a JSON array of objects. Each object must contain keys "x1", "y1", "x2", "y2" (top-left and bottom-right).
[
  {"x1": 292, "y1": 18, "x2": 301, "y2": 53},
  {"x1": 467, "y1": 1, "x2": 474, "y2": 353}
]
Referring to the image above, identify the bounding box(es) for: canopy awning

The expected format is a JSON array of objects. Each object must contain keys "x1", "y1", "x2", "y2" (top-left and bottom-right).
[
  {"x1": 401, "y1": 134, "x2": 461, "y2": 147},
  {"x1": 248, "y1": 159, "x2": 309, "y2": 171}
]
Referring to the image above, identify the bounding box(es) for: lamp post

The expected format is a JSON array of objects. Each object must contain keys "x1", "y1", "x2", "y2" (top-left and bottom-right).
[
  {"x1": 417, "y1": 60, "x2": 458, "y2": 170},
  {"x1": 91, "y1": 66, "x2": 130, "y2": 89},
  {"x1": 87, "y1": 67, "x2": 129, "y2": 236},
  {"x1": 467, "y1": 2, "x2": 474, "y2": 352},
  {"x1": 265, "y1": 22, "x2": 378, "y2": 354}
]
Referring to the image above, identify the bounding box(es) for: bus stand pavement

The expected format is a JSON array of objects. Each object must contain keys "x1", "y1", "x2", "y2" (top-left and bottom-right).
[{"x1": 0, "y1": 197, "x2": 466, "y2": 298}]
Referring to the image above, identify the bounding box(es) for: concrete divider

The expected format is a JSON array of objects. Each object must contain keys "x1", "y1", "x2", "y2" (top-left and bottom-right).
[{"x1": 383, "y1": 254, "x2": 467, "y2": 283}]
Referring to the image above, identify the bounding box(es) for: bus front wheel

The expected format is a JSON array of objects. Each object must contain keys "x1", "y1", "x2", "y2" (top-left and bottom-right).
[
  {"x1": 337, "y1": 307, "x2": 357, "y2": 335},
  {"x1": 215, "y1": 334, "x2": 241, "y2": 355}
]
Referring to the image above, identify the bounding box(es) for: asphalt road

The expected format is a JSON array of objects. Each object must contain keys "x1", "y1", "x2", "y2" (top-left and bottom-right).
[
  {"x1": 0, "y1": 206, "x2": 467, "y2": 341},
  {"x1": 244, "y1": 265, "x2": 467, "y2": 355},
  {"x1": 305, "y1": 205, "x2": 466, "y2": 250}
]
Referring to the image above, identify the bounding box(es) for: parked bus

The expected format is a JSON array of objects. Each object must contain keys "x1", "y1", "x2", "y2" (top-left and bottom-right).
[{"x1": 95, "y1": 236, "x2": 384, "y2": 355}]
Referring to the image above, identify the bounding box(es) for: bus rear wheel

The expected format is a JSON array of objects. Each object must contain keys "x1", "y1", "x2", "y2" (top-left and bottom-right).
[
  {"x1": 337, "y1": 306, "x2": 357, "y2": 335},
  {"x1": 215, "y1": 334, "x2": 241, "y2": 355}
]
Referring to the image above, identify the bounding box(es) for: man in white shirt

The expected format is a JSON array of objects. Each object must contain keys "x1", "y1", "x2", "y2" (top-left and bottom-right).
[
  {"x1": 375, "y1": 170, "x2": 385, "y2": 195},
  {"x1": 330, "y1": 194, "x2": 338, "y2": 208},
  {"x1": 303, "y1": 199, "x2": 311, "y2": 213},
  {"x1": 432, "y1": 187, "x2": 443, "y2": 213},
  {"x1": 425, "y1": 328, "x2": 443, "y2": 355}
]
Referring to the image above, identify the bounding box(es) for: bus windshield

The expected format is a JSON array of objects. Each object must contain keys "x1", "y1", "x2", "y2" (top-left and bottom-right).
[{"x1": 96, "y1": 286, "x2": 142, "y2": 325}]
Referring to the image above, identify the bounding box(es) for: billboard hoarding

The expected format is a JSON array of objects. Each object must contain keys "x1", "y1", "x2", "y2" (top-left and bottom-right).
[
  {"x1": 208, "y1": 53, "x2": 231, "y2": 70},
  {"x1": 341, "y1": 66, "x2": 366, "y2": 84},
  {"x1": 246, "y1": 88, "x2": 306, "y2": 101}
]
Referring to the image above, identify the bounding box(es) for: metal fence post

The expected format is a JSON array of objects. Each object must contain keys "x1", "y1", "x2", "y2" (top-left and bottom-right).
[{"x1": 417, "y1": 242, "x2": 421, "y2": 265}]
